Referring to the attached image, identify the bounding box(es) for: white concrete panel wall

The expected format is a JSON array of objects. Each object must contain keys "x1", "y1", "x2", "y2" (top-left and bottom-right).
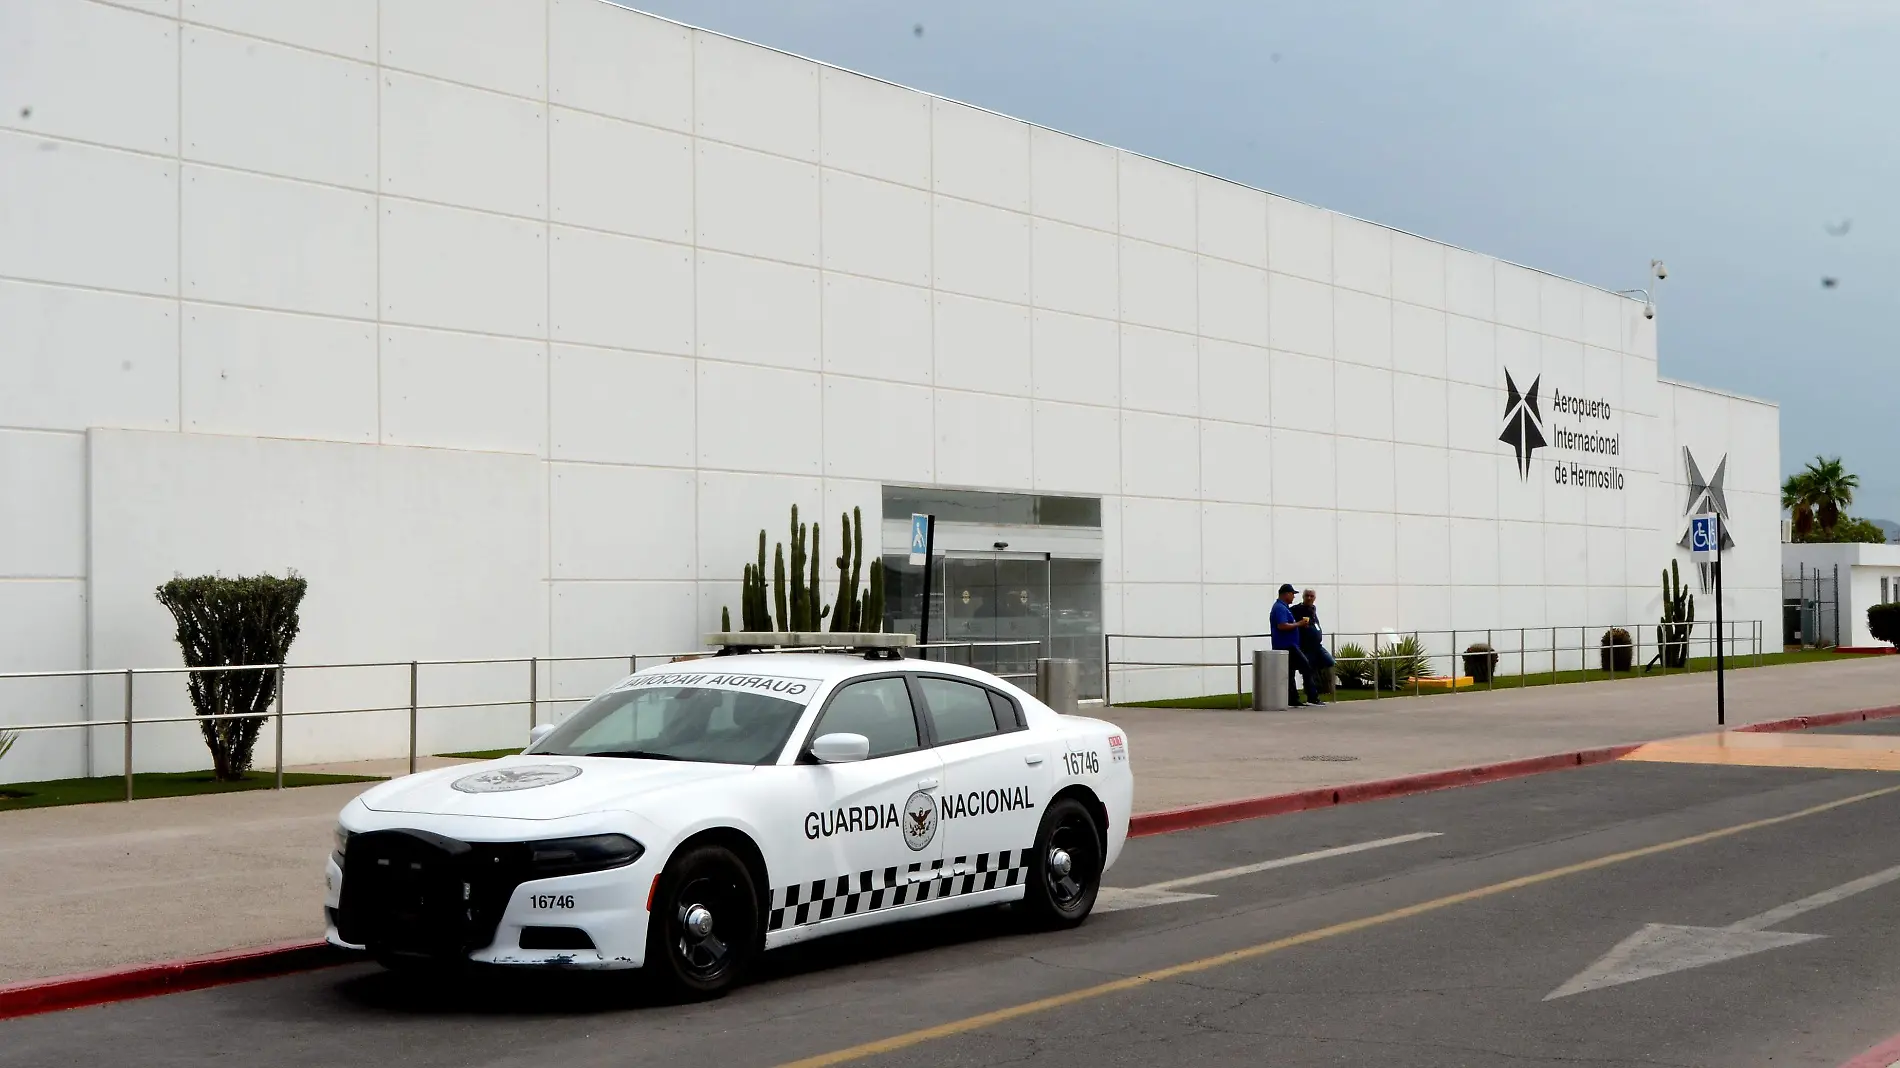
[{"x1": 0, "y1": 0, "x2": 1790, "y2": 756}]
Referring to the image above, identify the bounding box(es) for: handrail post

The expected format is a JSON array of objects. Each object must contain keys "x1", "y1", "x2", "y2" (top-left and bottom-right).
[
  {"x1": 1234, "y1": 635, "x2": 1242, "y2": 710},
  {"x1": 408, "y1": 660, "x2": 419, "y2": 776},
  {"x1": 1101, "y1": 634, "x2": 1111, "y2": 708},
  {"x1": 1551, "y1": 626, "x2": 1557, "y2": 680},
  {"x1": 123, "y1": 669, "x2": 134, "y2": 802},
  {"x1": 1450, "y1": 629, "x2": 1457, "y2": 695},
  {"x1": 273, "y1": 664, "x2": 285, "y2": 790},
  {"x1": 528, "y1": 656, "x2": 538, "y2": 731}
]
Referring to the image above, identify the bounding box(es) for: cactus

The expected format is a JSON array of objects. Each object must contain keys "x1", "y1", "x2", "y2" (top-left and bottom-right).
[
  {"x1": 773, "y1": 543, "x2": 788, "y2": 632},
  {"x1": 728, "y1": 504, "x2": 885, "y2": 636},
  {"x1": 1659, "y1": 559, "x2": 1695, "y2": 669},
  {"x1": 831, "y1": 508, "x2": 866, "y2": 632},
  {"x1": 721, "y1": 606, "x2": 731, "y2": 633}
]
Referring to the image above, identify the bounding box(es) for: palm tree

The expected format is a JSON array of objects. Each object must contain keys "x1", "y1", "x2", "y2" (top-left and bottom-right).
[
  {"x1": 1782, "y1": 470, "x2": 1818, "y2": 538},
  {"x1": 1803, "y1": 455, "x2": 1859, "y2": 532}
]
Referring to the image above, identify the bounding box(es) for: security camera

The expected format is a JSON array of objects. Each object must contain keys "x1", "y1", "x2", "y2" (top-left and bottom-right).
[
  {"x1": 1643, "y1": 302, "x2": 1656, "y2": 320},
  {"x1": 1652, "y1": 260, "x2": 1668, "y2": 280}
]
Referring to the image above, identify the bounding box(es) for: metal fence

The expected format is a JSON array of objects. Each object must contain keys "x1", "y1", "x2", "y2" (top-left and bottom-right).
[
  {"x1": 1103, "y1": 620, "x2": 1765, "y2": 708},
  {"x1": 1783, "y1": 563, "x2": 1840, "y2": 648},
  {"x1": 0, "y1": 640, "x2": 1042, "y2": 802}
]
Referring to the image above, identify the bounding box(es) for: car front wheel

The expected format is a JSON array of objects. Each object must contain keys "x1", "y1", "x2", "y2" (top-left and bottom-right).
[
  {"x1": 1023, "y1": 796, "x2": 1102, "y2": 928},
  {"x1": 644, "y1": 843, "x2": 761, "y2": 999}
]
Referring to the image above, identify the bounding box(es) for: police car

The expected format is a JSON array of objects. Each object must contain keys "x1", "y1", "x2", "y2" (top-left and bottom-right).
[{"x1": 324, "y1": 635, "x2": 1132, "y2": 997}]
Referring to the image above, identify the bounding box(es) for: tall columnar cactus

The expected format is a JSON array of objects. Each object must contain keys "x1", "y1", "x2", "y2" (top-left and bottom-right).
[
  {"x1": 1659, "y1": 559, "x2": 1696, "y2": 668},
  {"x1": 773, "y1": 543, "x2": 788, "y2": 632},
  {"x1": 831, "y1": 507, "x2": 865, "y2": 632},
  {"x1": 866, "y1": 556, "x2": 885, "y2": 633},
  {"x1": 727, "y1": 504, "x2": 883, "y2": 635}
]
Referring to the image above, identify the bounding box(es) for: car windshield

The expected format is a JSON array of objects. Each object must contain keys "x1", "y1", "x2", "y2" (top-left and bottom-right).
[{"x1": 528, "y1": 676, "x2": 814, "y2": 765}]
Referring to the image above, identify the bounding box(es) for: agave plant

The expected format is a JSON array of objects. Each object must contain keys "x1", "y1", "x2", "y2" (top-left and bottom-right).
[
  {"x1": 0, "y1": 730, "x2": 17, "y2": 766},
  {"x1": 1333, "y1": 642, "x2": 1372, "y2": 689},
  {"x1": 1375, "y1": 635, "x2": 1429, "y2": 690}
]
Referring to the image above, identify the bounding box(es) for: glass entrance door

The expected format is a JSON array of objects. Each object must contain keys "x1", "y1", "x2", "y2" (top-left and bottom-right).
[{"x1": 941, "y1": 552, "x2": 1048, "y2": 683}]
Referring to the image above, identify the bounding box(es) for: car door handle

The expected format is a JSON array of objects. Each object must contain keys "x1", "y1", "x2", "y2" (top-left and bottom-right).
[
  {"x1": 1024, "y1": 754, "x2": 1044, "y2": 765},
  {"x1": 917, "y1": 777, "x2": 940, "y2": 790}
]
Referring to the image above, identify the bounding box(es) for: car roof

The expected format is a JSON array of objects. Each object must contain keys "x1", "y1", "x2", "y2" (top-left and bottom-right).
[{"x1": 633, "y1": 652, "x2": 1011, "y2": 689}]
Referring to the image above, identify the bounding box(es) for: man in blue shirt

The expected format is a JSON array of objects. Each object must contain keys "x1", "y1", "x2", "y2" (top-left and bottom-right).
[{"x1": 1270, "y1": 583, "x2": 1313, "y2": 707}]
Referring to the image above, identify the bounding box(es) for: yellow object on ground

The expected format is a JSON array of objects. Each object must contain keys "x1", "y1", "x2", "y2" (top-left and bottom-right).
[
  {"x1": 1415, "y1": 676, "x2": 1477, "y2": 691},
  {"x1": 1621, "y1": 731, "x2": 1900, "y2": 772}
]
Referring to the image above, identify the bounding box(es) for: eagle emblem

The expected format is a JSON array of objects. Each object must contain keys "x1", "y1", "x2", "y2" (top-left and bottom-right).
[{"x1": 901, "y1": 789, "x2": 938, "y2": 851}]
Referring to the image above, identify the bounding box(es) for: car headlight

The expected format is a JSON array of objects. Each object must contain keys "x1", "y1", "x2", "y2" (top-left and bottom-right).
[
  {"x1": 332, "y1": 825, "x2": 352, "y2": 867},
  {"x1": 527, "y1": 833, "x2": 644, "y2": 877}
]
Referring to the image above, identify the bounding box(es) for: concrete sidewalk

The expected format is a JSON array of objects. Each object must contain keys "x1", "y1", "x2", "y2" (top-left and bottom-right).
[{"x1": 2, "y1": 655, "x2": 1895, "y2": 983}]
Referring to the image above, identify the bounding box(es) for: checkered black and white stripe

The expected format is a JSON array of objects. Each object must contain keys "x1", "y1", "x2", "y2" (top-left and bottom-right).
[{"x1": 767, "y1": 847, "x2": 1035, "y2": 931}]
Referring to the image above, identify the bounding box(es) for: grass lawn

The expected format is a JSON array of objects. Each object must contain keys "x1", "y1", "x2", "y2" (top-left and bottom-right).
[
  {"x1": 1126, "y1": 648, "x2": 1871, "y2": 710},
  {"x1": 0, "y1": 769, "x2": 384, "y2": 812},
  {"x1": 435, "y1": 748, "x2": 521, "y2": 760}
]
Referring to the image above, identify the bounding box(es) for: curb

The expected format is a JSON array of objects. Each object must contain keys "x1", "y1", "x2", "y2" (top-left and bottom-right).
[
  {"x1": 0, "y1": 939, "x2": 345, "y2": 1022},
  {"x1": 1836, "y1": 1029, "x2": 1900, "y2": 1068},
  {"x1": 9, "y1": 704, "x2": 1900, "y2": 1021},
  {"x1": 1733, "y1": 704, "x2": 1900, "y2": 734},
  {"x1": 1128, "y1": 743, "x2": 1643, "y2": 838}
]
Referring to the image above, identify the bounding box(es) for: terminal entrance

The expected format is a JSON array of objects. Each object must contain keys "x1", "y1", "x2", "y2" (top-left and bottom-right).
[{"x1": 878, "y1": 487, "x2": 1104, "y2": 699}]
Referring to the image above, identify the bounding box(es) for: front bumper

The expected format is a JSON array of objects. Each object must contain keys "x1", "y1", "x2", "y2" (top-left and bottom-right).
[{"x1": 325, "y1": 829, "x2": 657, "y2": 969}]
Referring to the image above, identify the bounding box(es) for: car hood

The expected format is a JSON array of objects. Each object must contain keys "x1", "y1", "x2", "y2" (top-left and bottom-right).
[{"x1": 358, "y1": 755, "x2": 754, "y2": 820}]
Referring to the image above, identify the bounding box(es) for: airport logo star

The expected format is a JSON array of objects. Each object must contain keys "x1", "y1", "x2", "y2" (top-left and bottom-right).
[
  {"x1": 1677, "y1": 447, "x2": 1734, "y2": 551},
  {"x1": 1498, "y1": 370, "x2": 1546, "y2": 480}
]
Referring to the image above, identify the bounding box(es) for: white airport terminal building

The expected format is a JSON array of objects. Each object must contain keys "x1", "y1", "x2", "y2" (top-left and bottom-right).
[{"x1": 0, "y1": 0, "x2": 1781, "y2": 780}]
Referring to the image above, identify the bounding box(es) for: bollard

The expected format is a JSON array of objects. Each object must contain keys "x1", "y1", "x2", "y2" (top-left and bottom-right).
[
  {"x1": 1035, "y1": 658, "x2": 1080, "y2": 715},
  {"x1": 1252, "y1": 649, "x2": 1289, "y2": 711}
]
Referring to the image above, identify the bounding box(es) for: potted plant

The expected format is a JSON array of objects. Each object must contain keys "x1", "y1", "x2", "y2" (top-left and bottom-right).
[{"x1": 1463, "y1": 642, "x2": 1499, "y2": 684}]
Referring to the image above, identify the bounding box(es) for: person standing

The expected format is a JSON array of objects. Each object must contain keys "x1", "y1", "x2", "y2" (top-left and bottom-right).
[
  {"x1": 1270, "y1": 583, "x2": 1313, "y2": 708},
  {"x1": 1289, "y1": 589, "x2": 1331, "y2": 704}
]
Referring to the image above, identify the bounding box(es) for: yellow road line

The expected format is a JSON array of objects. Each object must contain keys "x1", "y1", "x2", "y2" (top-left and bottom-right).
[{"x1": 777, "y1": 782, "x2": 1900, "y2": 1068}]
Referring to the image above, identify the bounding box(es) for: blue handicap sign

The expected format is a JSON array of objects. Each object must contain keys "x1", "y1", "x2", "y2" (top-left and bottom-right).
[
  {"x1": 1690, "y1": 514, "x2": 1719, "y2": 559},
  {"x1": 909, "y1": 514, "x2": 931, "y2": 564}
]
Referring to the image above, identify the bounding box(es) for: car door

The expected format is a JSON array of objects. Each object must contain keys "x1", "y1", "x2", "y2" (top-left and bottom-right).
[
  {"x1": 769, "y1": 675, "x2": 945, "y2": 938},
  {"x1": 913, "y1": 674, "x2": 1052, "y2": 899}
]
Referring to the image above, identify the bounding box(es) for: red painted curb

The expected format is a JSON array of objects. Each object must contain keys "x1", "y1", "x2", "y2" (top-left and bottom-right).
[
  {"x1": 0, "y1": 939, "x2": 345, "y2": 1022},
  {"x1": 1128, "y1": 743, "x2": 1644, "y2": 838},
  {"x1": 1734, "y1": 704, "x2": 1900, "y2": 734},
  {"x1": 1835, "y1": 1029, "x2": 1900, "y2": 1068}
]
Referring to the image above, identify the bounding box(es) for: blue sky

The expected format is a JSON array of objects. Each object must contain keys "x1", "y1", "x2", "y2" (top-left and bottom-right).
[{"x1": 629, "y1": 1, "x2": 1898, "y2": 522}]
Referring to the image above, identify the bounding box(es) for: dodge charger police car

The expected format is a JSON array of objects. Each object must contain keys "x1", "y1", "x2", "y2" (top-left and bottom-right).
[{"x1": 325, "y1": 643, "x2": 1132, "y2": 996}]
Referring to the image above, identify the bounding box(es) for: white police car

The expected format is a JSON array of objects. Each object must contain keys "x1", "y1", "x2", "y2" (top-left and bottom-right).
[{"x1": 324, "y1": 638, "x2": 1132, "y2": 997}]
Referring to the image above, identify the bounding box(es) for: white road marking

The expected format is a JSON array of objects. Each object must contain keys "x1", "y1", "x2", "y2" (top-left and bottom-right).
[
  {"x1": 1095, "y1": 831, "x2": 1444, "y2": 914},
  {"x1": 1546, "y1": 861, "x2": 1900, "y2": 1000}
]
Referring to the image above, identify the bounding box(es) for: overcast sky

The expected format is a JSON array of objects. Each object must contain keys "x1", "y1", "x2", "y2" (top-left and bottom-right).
[{"x1": 630, "y1": 1, "x2": 1898, "y2": 523}]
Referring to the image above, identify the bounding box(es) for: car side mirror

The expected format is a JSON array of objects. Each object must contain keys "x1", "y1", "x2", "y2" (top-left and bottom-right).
[
  {"x1": 810, "y1": 732, "x2": 870, "y2": 763},
  {"x1": 528, "y1": 723, "x2": 555, "y2": 748}
]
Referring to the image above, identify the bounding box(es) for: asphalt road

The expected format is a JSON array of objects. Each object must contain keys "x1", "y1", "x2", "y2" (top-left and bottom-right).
[{"x1": 9, "y1": 761, "x2": 1900, "y2": 1067}]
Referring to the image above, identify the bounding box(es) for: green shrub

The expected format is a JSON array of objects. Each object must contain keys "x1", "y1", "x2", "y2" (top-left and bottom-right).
[
  {"x1": 1334, "y1": 642, "x2": 1372, "y2": 689},
  {"x1": 1375, "y1": 635, "x2": 1429, "y2": 689},
  {"x1": 1463, "y1": 642, "x2": 1498, "y2": 683},
  {"x1": 155, "y1": 573, "x2": 307, "y2": 782},
  {"x1": 1870, "y1": 603, "x2": 1900, "y2": 649},
  {"x1": 0, "y1": 730, "x2": 16, "y2": 766},
  {"x1": 1599, "y1": 627, "x2": 1633, "y2": 673}
]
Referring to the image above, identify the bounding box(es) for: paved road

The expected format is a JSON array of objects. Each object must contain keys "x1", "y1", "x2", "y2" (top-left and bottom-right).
[{"x1": 8, "y1": 760, "x2": 1900, "y2": 1067}]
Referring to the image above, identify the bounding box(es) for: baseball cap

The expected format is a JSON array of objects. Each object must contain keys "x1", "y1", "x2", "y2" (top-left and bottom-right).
[{"x1": 1277, "y1": 583, "x2": 1296, "y2": 594}]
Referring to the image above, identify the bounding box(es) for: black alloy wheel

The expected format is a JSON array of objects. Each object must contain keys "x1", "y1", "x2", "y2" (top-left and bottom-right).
[
  {"x1": 645, "y1": 843, "x2": 760, "y2": 998},
  {"x1": 1024, "y1": 796, "x2": 1102, "y2": 928}
]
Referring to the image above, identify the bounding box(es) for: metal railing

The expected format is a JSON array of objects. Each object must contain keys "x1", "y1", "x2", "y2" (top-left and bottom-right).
[
  {"x1": 0, "y1": 640, "x2": 1039, "y2": 802},
  {"x1": 1103, "y1": 620, "x2": 1765, "y2": 708}
]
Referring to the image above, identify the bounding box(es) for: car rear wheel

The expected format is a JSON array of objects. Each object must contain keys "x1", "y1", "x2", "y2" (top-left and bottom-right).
[
  {"x1": 644, "y1": 843, "x2": 761, "y2": 999},
  {"x1": 1022, "y1": 796, "x2": 1102, "y2": 928}
]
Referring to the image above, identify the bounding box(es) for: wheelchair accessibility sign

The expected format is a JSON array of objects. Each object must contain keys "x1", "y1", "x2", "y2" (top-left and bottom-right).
[{"x1": 1690, "y1": 514, "x2": 1720, "y2": 562}]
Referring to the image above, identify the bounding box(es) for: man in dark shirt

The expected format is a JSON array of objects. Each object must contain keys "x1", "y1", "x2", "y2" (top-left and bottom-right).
[
  {"x1": 1269, "y1": 583, "x2": 1312, "y2": 707},
  {"x1": 1288, "y1": 589, "x2": 1330, "y2": 704}
]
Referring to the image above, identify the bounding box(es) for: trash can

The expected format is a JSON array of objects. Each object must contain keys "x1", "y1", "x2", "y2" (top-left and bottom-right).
[
  {"x1": 1036, "y1": 658, "x2": 1079, "y2": 715},
  {"x1": 1252, "y1": 649, "x2": 1289, "y2": 711}
]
